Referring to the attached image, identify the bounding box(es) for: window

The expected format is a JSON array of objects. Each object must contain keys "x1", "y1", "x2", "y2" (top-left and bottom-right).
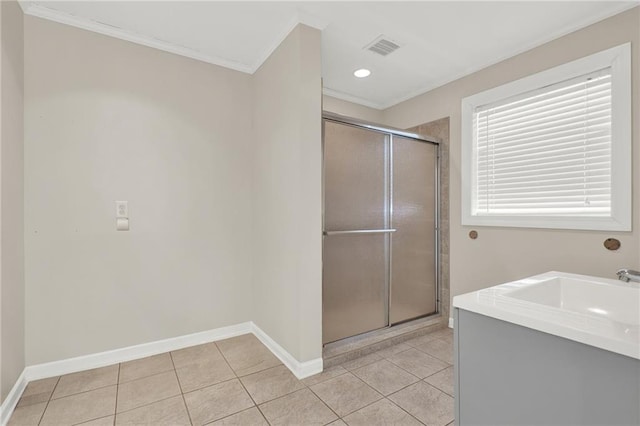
[{"x1": 462, "y1": 43, "x2": 631, "y2": 231}]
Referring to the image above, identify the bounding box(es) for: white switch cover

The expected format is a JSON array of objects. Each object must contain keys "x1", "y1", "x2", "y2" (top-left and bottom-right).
[{"x1": 116, "y1": 201, "x2": 128, "y2": 218}]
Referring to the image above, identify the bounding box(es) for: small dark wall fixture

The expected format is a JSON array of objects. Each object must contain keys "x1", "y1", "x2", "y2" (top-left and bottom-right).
[
  {"x1": 604, "y1": 238, "x2": 621, "y2": 251},
  {"x1": 469, "y1": 230, "x2": 478, "y2": 240}
]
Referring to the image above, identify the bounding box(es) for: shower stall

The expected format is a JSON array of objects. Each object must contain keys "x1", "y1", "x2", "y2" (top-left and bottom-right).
[{"x1": 322, "y1": 113, "x2": 440, "y2": 345}]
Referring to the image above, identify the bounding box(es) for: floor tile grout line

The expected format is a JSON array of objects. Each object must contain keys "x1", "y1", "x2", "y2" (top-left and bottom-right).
[
  {"x1": 36, "y1": 376, "x2": 60, "y2": 426},
  {"x1": 180, "y1": 375, "x2": 241, "y2": 396},
  {"x1": 235, "y1": 369, "x2": 265, "y2": 420},
  {"x1": 216, "y1": 336, "x2": 283, "y2": 378},
  {"x1": 305, "y1": 384, "x2": 343, "y2": 422},
  {"x1": 113, "y1": 363, "x2": 121, "y2": 418},
  {"x1": 423, "y1": 383, "x2": 454, "y2": 399},
  {"x1": 117, "y1": 368, "x2": 178, "y2": 386},
  {"x1": 117, "y1": 366, "x2": 176, "y2": 385},
  {"x1": 111, "y1": 394, "x2": 180, "y2": 416},
  {"x1": 301, "y1": 368, "x2": 349, "y2": 388},
  {"x1": 386, "y1": 377, "x2": 438, "y2": 399},
  {"x1": 423, "y1": 366, "x2": 455, "y2": 397},
  {"x1": 423, "y1": 364, "x2": 453, "y2": 379},
  {"x1": 350, "y1": 356, "x2": 421, "y2": 382},
  {"x1": 336, "y1": 390, "x2": 385, "y2": 419},
  {"x1": 201, "y1": 406, "x2": 266, "y2": 426},
  {"x1": 169, "y1": 351, "x2": 195, "y2": 426},
  {"x1": 215, "y1": 340, "x2": 273, "y2": 426},
  {"x1": 388, "y1": 381, "x2": 454, "y2": 425},
  {"x1": 240, "y1": 362, "x2": 286, "y2": 380},
  {"x1": 412, "y1": 338, "x2": 454, "y2": 361},
  {"x1": 63, "y1": 385, "x2": 121, "y2": 426},
  {"x1": 348, "y1": 364, "x2": 421, "y2": 397},
  {"x1": 214, "y1": 339, "x2": 256, "y2": 379},
  {"x1": 310, "y1": 372, "x2": 385, "y2": 419},
  {"x1": 382, "y1": 396, "x2": 428, "y2": 426},
  {"x1": 340, "y1": 395, "x2": 387, "y2": 424},
  {"x1": 383, "y1": 350, "x2": 450, "y2": 379},
  {"x1": 214, "y1": 340, "x2": 241, "y2": 381},
  {"x1": 421, "y1": 380, "x2": 453, "y2": 396},
  {"x1": 47, "y1": 383, "x2": 119, "y2": 403},
  {"x1": 70, "y1": 413, "x2": 115, "y2": 426},
  {"x1": 244, "y1": 383, "x2": 306, "y2": 407},
  {"x1": 239, "y1": 365, "x2": 308, "y2": 406}
]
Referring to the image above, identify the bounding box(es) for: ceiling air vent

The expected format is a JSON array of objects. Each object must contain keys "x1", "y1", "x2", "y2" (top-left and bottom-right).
[{"x1": 365, "y1": 36, "x2": 401, "y2": 56}]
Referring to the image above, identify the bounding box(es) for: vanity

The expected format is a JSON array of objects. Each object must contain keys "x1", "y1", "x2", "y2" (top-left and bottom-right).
[{"x1": 453, "y1": 272, "x2": 640, "y2": 426}]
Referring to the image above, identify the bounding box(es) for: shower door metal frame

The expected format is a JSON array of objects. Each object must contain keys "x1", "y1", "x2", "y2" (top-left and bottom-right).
[{"x1": 322, "y1": 112, "x2": 441, "y2": 344}]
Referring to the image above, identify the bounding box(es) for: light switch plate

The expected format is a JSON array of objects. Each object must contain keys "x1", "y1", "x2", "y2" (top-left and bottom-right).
[{"x1": 116, "y1": 201, "x2": 128, "y2": 218}]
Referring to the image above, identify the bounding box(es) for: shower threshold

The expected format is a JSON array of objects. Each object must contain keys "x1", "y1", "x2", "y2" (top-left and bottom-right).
[{"x1": 322, "y1": 313, "x2": 447, "y2": 368}]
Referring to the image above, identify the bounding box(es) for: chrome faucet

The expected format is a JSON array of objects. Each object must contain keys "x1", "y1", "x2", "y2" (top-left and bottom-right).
[{"x1": 616, "y1": 268, "x2": 640, "y2": 283}]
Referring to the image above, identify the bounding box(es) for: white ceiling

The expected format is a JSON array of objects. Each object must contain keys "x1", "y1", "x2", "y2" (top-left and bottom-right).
[{"x1": 21, "y1": 1, "x2": 638, "y2": 109}]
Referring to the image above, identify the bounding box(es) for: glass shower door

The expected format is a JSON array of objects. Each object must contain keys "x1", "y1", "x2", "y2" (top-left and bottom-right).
[
  {"x1": 390, "y1": 136, "x2": 438, "y2": 324},
  {"x1": 322, "y1": 121, "x2": 390, "y2": 344}
]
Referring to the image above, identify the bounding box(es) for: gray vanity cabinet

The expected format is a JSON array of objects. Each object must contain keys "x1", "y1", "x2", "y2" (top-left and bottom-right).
[{"x1": 454, "y1": 308, "x2": 640, "y2": 425}]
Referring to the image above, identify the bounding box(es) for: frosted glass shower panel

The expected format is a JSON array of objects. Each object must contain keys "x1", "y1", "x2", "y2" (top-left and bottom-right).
[
  {"x1": 323, "y1": 121, "x2": 389, "y2": 344},
  {"x1": 323, "y1": 121, "x2": 387, "y2": 231},
  {"x1": 390, "y1": 136, "x2": 437, "y2": 324}
]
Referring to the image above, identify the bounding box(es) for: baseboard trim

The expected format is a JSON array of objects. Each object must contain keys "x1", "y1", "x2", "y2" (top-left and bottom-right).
[
  {"x1": 449, "y1": 317, "x2": 455, "y2": 328},
  {"x1": 24, "y1": 322, "x2": 253, "y2": 382},
  {"x1": 0, "y1": 370, "x2": 27, "y2": 426},
  {"x1": 251, "y1": 323, "x2": 323, "y2": 379},
  {"x1": 2, "y1": 321, "x2": 322, "y2": 424}
]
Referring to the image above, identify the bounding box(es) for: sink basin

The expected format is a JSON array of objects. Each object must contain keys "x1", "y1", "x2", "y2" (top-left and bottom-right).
[
  {"x1": 505, "y1": 276, "x2": 640, "y2": 326},
  {"x1": 453, "y1": 271, "x2": 640, "y2": 359}
]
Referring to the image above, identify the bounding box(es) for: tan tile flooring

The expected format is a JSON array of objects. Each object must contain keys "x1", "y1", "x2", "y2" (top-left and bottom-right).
[{"x1": 9, "y1": 328, "x2": 454, "y2": 426}]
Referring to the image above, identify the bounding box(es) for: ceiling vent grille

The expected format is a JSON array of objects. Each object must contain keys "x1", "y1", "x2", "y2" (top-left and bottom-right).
[{"x1": 365, "y1": 36, "x2": 400, "y2": 56}]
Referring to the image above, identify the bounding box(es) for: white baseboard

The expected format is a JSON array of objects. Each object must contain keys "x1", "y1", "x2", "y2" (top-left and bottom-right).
[
  {"x1": 449, "y1": 317, "x2": 455, "y2": 328},
  {"x1": 2, "y1": 321, "x2": 322, "y2": 424},
  {"x1": 0, "y1": 370, "x2": 27, "y2": 426},
  {"x1": 25, "y1": 322, "x2": 253, "y2": 382},
  {"x1": 251, "y1": 323, "x2": 323, "y2": 380}
]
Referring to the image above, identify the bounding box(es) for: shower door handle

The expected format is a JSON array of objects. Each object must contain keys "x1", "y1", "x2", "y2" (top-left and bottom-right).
[{"x1": 323, "y1": 229, "x2": 396, "y2": 236}]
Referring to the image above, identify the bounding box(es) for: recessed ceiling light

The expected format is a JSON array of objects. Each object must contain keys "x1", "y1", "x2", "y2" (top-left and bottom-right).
[{"x1": 354, "y1": 68, "x2": 371, "y2": 78}]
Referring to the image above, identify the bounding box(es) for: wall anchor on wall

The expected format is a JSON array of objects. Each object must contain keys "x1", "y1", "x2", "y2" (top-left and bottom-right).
[
  {"x1": 469, "y1": 230, "x2": 478, "y2": 240},
  {"x1": 603, "y1": 238, "x2": 620, "y2": 251}
]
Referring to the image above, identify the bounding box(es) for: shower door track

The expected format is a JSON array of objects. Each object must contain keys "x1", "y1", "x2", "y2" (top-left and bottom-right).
[{"x1": 321, "y1": 112, "x2": 442, "y2": 342}]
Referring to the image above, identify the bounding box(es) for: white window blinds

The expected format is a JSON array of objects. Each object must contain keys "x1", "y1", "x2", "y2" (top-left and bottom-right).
[{"x1": 473, "y1": 68, "x2": 612, "y2": 216}]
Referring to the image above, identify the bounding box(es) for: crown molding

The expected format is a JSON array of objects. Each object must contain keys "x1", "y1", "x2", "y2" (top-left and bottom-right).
[
  {"x1": 19, "y1": 2, "x2": 329, "y2": 76},
  {"x1": 322, "y1": 87, "x2": 385, "y2": 110},
  {"x1": 20, "y1": 2, "x2": 251, "y2": 74},
  {"x1": 379, "y1": 1, "x2": 640, "y2": 110},
  {"x1": 19, "y1": 1, "x2": 638, "y2": 110}
]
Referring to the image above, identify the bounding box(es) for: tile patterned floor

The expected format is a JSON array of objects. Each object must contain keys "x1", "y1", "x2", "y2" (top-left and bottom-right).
[{"x1": 9, "y1": 328, "x2": 454, "y2": 426}]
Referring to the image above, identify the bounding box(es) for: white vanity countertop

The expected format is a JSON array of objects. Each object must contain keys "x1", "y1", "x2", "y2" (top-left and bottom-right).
[{"x1": 453, "y1": 271, "x2": 640, "y2": 360}]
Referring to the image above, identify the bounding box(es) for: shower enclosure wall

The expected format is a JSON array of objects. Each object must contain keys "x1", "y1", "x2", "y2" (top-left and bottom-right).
[{"x1": 322, "y1": 114, "x2": 440, "y2": 344}]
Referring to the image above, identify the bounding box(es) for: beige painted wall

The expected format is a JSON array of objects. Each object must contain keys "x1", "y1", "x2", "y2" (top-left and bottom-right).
[
  {"x1": 322, "y1": 95, "x2": 383, "y2": 123},
  {"x1": 0, "y1": 0, "x2": 25, "y2": 402},
  {"x1": 24, "y1": 16, "x2": 254, "y2": 364},
  {"x1": 252, "y1": 25, "x2": 323, "y2": 362},
  {"x1": 383, "y1": 7, "x2": 640, "y2": 316}
]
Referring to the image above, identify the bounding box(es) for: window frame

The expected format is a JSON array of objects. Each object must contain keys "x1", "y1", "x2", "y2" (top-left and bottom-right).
[{"x1": 461, "y1": 43, "x2": 631, "y2": 231}]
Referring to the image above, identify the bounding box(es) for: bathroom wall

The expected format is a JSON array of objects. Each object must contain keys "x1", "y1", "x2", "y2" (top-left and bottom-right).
[
  {"x1": 24, "y1": 16, "x2": 254, "y2": 364},
  {"x1": 252, "y1": 24, "x2": 323, "y2": 362},
  {"x1": 383, "y1": 7, "x2": 640, "y2": 314},
  {"x1": 0, "y1": 0, "x2": 25, "y2": 402},
  {"x1": 322, "y1": 95, "x2": 383, "y2": 123}
]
